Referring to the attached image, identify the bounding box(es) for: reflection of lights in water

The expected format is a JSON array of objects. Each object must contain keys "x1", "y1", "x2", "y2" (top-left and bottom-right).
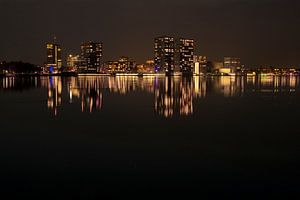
[
  {"x1": 194, "y1": 76, "x2": 199, "y2": 94},
  {"x1": 289, "y1": 76, "x2": 296, "y2": 91},
  {"x1": 180, "y1": 80, "x2": 193, "y2": 116},
  {"x1": 258, "y1": 75, "x2": 298, "y2": 93},
  {"x1": 247, "y1": 76, "x2": 256, "y2": 85},
  {"x1": 274, "y1": 76, "x2": 280, "y2": 92},
  {"x1": 80, "y1": 90, "x2": 102, "y2": 113},
  {"x1": 46, "y1": 77, "x2": 62, "y2": 116},
  {"x1": 155, "y1": 77, "x2": 194, "y2": 118},
  {"x1": 193, "y1": 76, "x2": 206, "y2": 98},
  {"x1": 70, "y1": 90, "x2": 73, "y2": 103},
  {"x1": 219, "y1": 76, "x2": 234, "y2": 97},
  {"x1": 214, "y1": 76, "x2": 246, "y2": 97},
  {"x1": 260, "y1": 76, "x2": 273, "y2": 83},
  {"x1": 2, "y1": 75, "x2": 300, "y2": 117}
]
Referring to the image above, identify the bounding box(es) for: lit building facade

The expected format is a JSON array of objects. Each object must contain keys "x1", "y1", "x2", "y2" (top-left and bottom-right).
[
  {"x1": 176, "y1": 38, "x2": 194, "y2": 74},
  {"x1": 135, "y1": 60, "x2": 155, "y2": 73},
  {"x1": 118, "y1": 57, "x2": 135, "y2": 72},
  {"x1": 206, "y1": 61, "x2": 224, "y2": 74},
  {"x1": 80, "y1": 42, "x2": 103, "y2": 73},
  {"x1": 106, "y1": 61, "x2": 118, "y2": 73},
  {"x1": 224, "y1": 57, "x2": 241, "y2": 73},
  {"x1": 67, "y1": 54, "x2": 81, "y2": 72},
  {"x1": 145, "y1": 60, "x2": 155, "y2": 73},
  {"x1": 46, "y1": 43, "x2": 62, "y2": 73},
  {"x1": 106, "y1": 57, "x2": 136, "y2": 73},
  {"x1": 193, "y1": 55, "x2": 207, "y2": 75},
  {"x1": 155, "y1": 36, "x2": 194, "y2": 75},
  {"x1": 154, "y1": 36, "x2": 175, "y2": 74}
]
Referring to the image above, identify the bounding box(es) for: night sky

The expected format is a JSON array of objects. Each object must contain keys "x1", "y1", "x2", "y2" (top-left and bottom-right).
[{"x1": 0, "y1": 0, "x2": 299, "y2": 67}]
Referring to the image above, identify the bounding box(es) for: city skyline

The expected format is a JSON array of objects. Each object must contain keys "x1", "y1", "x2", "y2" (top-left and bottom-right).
[
  {"x1": 0, "y1": 0, "x2": 299, "y2": 67},
  {"x1": 1, "y1": 1, "x2": 300, "y2": 198}
]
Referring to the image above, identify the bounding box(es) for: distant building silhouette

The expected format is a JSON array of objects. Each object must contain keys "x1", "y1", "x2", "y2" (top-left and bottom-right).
[
  {"x1": 154, "y1": 36, "x2": 194, "y2": 75},
  {"x1": 79, "y1": 42, "x2": 103, "y2": 73},
  {"x1": 154, "y1": 36, "x2": 175, "y2": 74},
  {"x1": 175, "y1": 38, "x2": 194, "y2": 74},
  {"x1": 224, "y1": 57, "x2": 242, "y2": 74}
]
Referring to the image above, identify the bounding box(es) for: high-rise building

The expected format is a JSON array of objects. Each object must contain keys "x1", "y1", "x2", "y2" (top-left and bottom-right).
[
  {"x1": 155, "y1": 36, "x2": 194, "y2": 75},
  {"x1": 154, "y1": 36, "x2": 175, "y2": 74},
  {"x1": 80, "y1": 42, "x2": 103, "y2": 73},
  {"x1": 176, "y1": 38, "x2": 194, "y2": 74},
  {"x1": 46, "y1": 43, "x2": 62, "y2": 73},
  {"x1": 224, "y1": 57, "x2": 241, "y2": 73}
]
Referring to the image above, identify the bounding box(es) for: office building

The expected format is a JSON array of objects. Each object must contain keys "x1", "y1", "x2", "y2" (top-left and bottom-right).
[
  {"x1": 154, "y1": 36, "x2": 175, "y2": 74},
  {"x1": 155, "y1": 36, "x2": 194, "y2": 75},
  {"x1": 46, "y1": 43, "x2": 62, "y2": 73},
  {"x1": 176, "y1": 38, "x2": 194, "y2": 74},
  {"x1": 224, "y1": 57, "x2": 241, "y2": 73},
  {"x1": 67, "y1": 54, "x2": 81, "y2": 72},
  {"x1": 118, "y1": 57, "x2": 135, "y2": 72},
  {"x1": 193, "y1": 55, "x2": 207, "y2": 75},
  {"x1": 206, "y1": 61, "x2": 224, "y2": 74},
  {"x1": 106, "y1": 57, "x2": 136, "y2": 73},
  {"x1": 80, "y1": 42, "x2": 103, "y2": 73}
]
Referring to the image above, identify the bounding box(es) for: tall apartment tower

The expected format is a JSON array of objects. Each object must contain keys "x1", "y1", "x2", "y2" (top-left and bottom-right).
[
  {"x1": 154, "y1": 36, "x2": 194, "y2": 75},
  {"x1": 46, "y1": 43, "x2": 62, "y2": 73},
  {"x1": 80, "y1": 42, "x2": 103, "y2": 73},
  {"x1": 154, "y1": 36, "x2": 175, "y2": 74},
  {"x1": 176, "y1": 38, "x2": 194, "y2": 74}
]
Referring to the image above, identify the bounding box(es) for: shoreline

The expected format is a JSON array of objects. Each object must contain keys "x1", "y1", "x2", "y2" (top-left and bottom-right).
[{"x1": 1, "y1": 73, "x2": 300, "y2": 78}]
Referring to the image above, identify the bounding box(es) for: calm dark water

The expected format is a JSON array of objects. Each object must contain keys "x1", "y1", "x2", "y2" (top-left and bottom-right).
[{"x1": 0, "y1": 76, "x2": 300, "y2": 199}]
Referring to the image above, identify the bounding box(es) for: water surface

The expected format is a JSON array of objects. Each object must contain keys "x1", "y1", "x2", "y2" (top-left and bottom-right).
[{"x1": 0, "y1": 76, "x2": 299, "y2": 199}]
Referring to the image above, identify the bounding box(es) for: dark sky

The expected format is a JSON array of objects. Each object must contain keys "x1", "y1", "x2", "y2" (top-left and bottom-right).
[{"x1": 0, "y1": 0, "x2": 299, "y2": 67}]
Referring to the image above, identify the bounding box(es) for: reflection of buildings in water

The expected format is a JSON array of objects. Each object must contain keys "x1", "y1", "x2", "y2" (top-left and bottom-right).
[
  {"x1": 45, "y1": 77, "x2": 104, "y2": 114},
  {"x1": 212, "y1": 76, "x2": 245, "y2": 97},
  {"x1": 0, "y1": 77, "x2": 39, "y2": 90},
  {"x1": 155, "y1": 77, "x2": 177, "y2": 117},
  {"x1": 107, "y1": 76, "x2": 156, "y2": 94},
  {"x1": 80, "y1": 89, "x2": 102, "y2": 113},
  {"x1": 257, "y1": 76, "x2": 298, "y2": 93},
  {"x1": 69, "y1": 77, "x2": 103, "y2": 113},
  {"x1": 2, "y1": 75, "x2": 300, "y2": 117},
  {"x1": 108, "y1": 76, "x2": 137, "y2": 94},
  {"x1": 216, "y1": 75, "x2": 299, "y2": 95},
  {"x1": 155, "y1": 77, "x2": 195, "y2": 118},
  {"x1": 213, "y1": 76, "x2": 299, "y2": 96},
  {"x1": 46, "y1": 76, "x2": 158, "y2": 115},
  {"x1": 1, "y1": 77, "x2": 15, "y2": 89},
  {"x1": 193, "y1": 76, "x2": 206, "y2": 98},
  {"x1": 180, "y1": 79, "x2": 193, "y2": 116},
  {"x1": 46, "y1": 77, "x2": 62, "y2": 116}
]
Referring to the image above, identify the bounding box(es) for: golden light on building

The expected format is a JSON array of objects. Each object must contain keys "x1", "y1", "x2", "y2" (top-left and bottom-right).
[{"x1": 46, "y1": 43, "x2": 62, "y2": 74}]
